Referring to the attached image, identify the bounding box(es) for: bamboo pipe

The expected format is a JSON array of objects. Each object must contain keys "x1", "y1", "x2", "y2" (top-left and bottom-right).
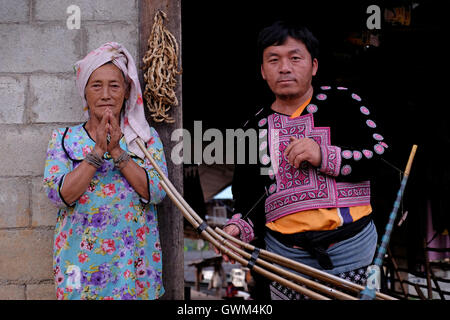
[
  {"x1": 359, "y1": 145, "x2": 418, "y2": 300},
  {"x1": 156, "y1": 175, "x2": 330, "y2": 299},
  {"x1": 214, "y1": 231, "x2": 357, "y2": 300},
  {"x1": 216, "y1": 227, "x2": 395, "y2": 300},
  {"x1": 135, "y1": 139, "x2": 331, "y2": 299},
  {"x1": 216, "y1": 230, "x2": 397, "y2": 300},
  {"x1": 135, "y1": 138, "x2": 394, "y2": 300},
  {"x1": 162, "y1": 173, "x2": 353, "y2": 299},
  {"x1": 136, "y1": 139, "x2": 211, "y2": 229},
  {"x1": 404, "y1": 144, "x2": 418, "y2": 176}
]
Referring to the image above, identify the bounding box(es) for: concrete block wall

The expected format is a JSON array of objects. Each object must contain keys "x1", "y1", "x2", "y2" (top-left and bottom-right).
[{"x1": 0, "y1": 0, "x2": 139, "y2": 300}]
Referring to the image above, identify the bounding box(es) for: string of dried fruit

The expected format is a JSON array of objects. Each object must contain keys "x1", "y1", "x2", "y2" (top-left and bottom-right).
[{"x1": 142, "y1": 10, "x2": 181, "y2": 123}]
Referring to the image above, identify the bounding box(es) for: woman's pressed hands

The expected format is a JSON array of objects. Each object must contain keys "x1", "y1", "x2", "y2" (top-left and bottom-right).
[
  {"x1": 104, "y1": 108, "x2": 124, "y2": 158},
  {"x1": 93, "y1": 107, "x2": 123, "y2": 157},
  {"x1": 93, "y1": 109, "x2": 109, "y2": 156},
  {"x1": 284, "y1": 136, "x2": 322, "y2": 168}
]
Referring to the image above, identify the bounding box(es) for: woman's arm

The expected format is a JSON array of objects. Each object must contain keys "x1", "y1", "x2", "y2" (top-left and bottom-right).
[
  {"x1": 59, "y1": 160, "x2": 98, "y2": 205},
  {"x1": 110, "y1": 148, "x2": 150, "y2": 200}
]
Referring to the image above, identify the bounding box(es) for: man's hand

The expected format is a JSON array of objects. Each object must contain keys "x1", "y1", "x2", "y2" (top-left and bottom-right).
[
  {"x1": 284, "y1": 136, "x2": 322, "y2": 168},
  {"x1": 214, "y1": 224, "x2": 241, "y2": 264}
]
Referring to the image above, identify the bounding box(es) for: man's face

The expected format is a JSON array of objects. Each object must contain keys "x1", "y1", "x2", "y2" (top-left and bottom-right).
[
  {"x1": 261, "y1": 36, "x2": 318, "y2": 100},
  {"x1": 85, "y1": 63, "x2": 129, "y2": 121}
]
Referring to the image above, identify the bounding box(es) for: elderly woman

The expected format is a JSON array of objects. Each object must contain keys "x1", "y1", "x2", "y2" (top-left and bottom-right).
[{"x1": 43, "y1": 42, "x2": 168, "y2": 300}]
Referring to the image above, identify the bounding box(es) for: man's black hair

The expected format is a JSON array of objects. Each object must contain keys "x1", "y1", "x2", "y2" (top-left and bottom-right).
[{"x1": 257, "y1": 20, "x2": 319, "y2": 64}]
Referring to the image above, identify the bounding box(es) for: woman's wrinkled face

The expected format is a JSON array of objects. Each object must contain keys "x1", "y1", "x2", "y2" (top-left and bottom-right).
[{"x1": 85, "y1": 63, "x2": 129, "y2": 121}]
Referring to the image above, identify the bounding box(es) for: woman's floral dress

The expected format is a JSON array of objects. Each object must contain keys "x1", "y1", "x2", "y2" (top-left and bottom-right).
[{"x1": 43, "y1": 123, "x2": 167, "y2": 300}]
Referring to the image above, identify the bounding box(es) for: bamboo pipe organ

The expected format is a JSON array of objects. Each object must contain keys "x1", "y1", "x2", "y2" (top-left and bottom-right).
[
  {"x1": 137, "y1": 138, "x2": 416, "y2": 301},
  {"x1": 142, "y1": 11, "x2": 418, "y2": 300},
  {"x1": 137, "y1": 140, "x2": 420, "y2": 300}
]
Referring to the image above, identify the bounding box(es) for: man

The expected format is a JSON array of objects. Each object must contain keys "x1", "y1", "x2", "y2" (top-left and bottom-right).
[{"x1": 218, "y1": 21, "x2": 390, "y2": 300}]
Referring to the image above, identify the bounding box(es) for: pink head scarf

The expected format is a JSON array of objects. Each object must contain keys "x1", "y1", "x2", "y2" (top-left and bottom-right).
[{"x1": 74, "y1": 42, "x2": 150, "y2": 159}]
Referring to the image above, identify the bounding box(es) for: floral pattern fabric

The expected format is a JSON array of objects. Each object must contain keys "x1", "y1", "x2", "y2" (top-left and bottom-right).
[{"x1": 43, "y1": 123, "x2": 167, "y2": 300}]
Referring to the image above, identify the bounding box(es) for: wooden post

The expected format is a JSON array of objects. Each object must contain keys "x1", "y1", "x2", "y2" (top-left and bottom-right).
[{"x1": 138, "y1": 0, "x2": 184, "y2": 300}]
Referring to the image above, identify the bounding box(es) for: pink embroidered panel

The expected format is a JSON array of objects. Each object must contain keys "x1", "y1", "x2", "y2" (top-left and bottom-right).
[{"x1": 265, "y1": 113, "x2": 370, "y2": 223}]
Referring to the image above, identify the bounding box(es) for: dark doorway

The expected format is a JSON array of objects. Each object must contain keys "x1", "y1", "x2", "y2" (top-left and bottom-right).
[{"x1": 181, "y1": 0, "x2": 448, "y2": 271}]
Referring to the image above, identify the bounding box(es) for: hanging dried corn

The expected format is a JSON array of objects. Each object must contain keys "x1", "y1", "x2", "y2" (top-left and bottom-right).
[{"x1": 142, "y1": 10, "x2": 181, "y2": 123}]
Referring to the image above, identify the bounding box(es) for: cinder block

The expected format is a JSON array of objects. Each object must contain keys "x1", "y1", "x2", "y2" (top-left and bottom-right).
[
  {"x1": 0, "y1": 228, "x2": 53, "y2": 281},
  {"x1": 31, "y1": 177, "x2": 57, "y2": 227},
  {"x1": 0, "y1": 125, "x2": 54, "y2": 176},
  {"x1": 26, "y1": 283, "x2": 56, "y2": 300},
  {"x1": 35, "y1": 0, "x2": 137, "y2": 22},
  {"x1": 0, "y1": 285, "x2": 26, "y2": 300},
  {"x1": 29, "y1": 75, "x2": 86, "y2": 123},
  {"x1": 0, "y1": 178, "x2": 30, "y2": 228},
  {"x1": 0, "y1": 76, "x2": 27, "y2": 124},
  {"x1": 0, "y1": 25, "x2": 81, "y2": 73},
  {"x1": 0, "y1": 0, "x2": 29, "y2": 23},
  {"x1": 86, "y1": 22, "x2": 139, "y2": 64}
]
